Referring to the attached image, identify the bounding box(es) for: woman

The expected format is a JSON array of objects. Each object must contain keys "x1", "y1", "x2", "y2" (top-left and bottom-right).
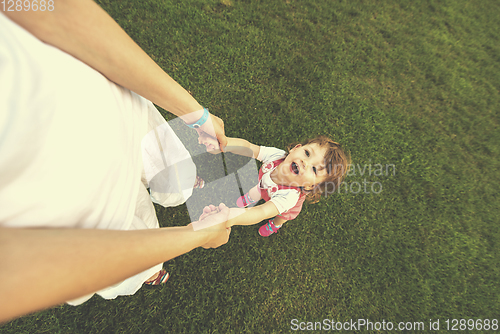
[{"x1": 0, "y1": 0, "x2": 229, "y2": 322}]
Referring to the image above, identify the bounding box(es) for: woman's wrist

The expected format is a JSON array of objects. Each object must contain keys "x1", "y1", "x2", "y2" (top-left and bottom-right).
[{"x1": 182, "y1": 108, "x2": 209, "y2": 128}]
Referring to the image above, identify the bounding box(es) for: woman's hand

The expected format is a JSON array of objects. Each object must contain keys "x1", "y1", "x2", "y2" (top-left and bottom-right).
[
  {"x1": 192, "y1": 203, "x2": 231, "y2": 248},
  {"x1": 197, "y1": 114, "x2": 227, "y2": 152},
  {"x1": 198, "y1": 131, "x2": 222, "y2": 154}
]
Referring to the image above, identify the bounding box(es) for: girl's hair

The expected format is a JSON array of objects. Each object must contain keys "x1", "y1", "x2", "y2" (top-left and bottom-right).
[{"x1": 287, "y1": 135, "x2": 351, "y2": 203}]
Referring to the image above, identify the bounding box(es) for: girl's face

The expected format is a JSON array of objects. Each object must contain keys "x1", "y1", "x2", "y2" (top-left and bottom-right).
[{"x1": 280, "y1": 143, "x2": 329, "y2": 189}]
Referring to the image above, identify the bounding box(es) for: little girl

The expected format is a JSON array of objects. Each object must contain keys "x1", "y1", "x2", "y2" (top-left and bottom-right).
[{"x1": 199, "y1": 134, "x2": 350, "y2": 236}]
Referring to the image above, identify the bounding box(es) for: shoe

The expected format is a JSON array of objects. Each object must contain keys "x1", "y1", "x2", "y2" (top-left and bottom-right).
[
  {"x1": 144, "y1": 269, "x2": 170, "y2": 286},
  {"x1": 258, "y1": 219, "x2": 281, "y2": 237},
  {"x1": 193, "y1": 176, "x2": 205, "y2": 189},
  {"x1": 236, "y1": 192, "x2": 256, "y2": 208}
]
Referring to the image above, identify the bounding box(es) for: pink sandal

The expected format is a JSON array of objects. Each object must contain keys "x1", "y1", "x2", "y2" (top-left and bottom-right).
[
  {"x1": 236, "y1": 192, "x2": 256, "y2": 208},
  {"x1": 258, "y1": 219, "x2": 281, "y2": 237}
]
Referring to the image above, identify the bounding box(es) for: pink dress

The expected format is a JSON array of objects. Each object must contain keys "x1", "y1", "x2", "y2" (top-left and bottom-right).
[{"x1": 258, "y1": 159, "x2": 306, "y2": 221}]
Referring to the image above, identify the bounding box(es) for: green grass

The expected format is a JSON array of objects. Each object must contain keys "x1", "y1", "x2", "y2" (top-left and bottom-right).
[{"x1": 3, "y1": 0, "x2": 499, "y2": 333}]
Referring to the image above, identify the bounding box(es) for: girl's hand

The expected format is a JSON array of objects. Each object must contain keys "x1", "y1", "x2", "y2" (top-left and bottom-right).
[
  {"x1": 197, "y1": 114, "x2": 227, "y2": 152},
  {"x1": 193, "y1": 204, "x2": 231, "y2": 248},
  {"x1": 198, "y1": 131, "x2": 222, "y2": 154},
  {"x1": 198, "y1": 204, "x2": 222, "y2": 220}
]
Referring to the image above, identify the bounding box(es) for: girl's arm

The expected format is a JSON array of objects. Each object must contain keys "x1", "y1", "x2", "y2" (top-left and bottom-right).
[
  {"x1": 3, "y1": 1, "x2": 226, "y2": 147},
  {"x1": 226, "y1": 201, "x2": 280, "y2": 227},
  {"x1": 225, "y1": 137, "x2": 261, "y2": 158},
  {"x1": 199, "y1": 135, "x2": 261, "y2": 158}
]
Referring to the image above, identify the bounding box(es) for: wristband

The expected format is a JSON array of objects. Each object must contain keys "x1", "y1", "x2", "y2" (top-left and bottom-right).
[{"x1": 185, "y1": 108, "x2": 209, "y2": 129}]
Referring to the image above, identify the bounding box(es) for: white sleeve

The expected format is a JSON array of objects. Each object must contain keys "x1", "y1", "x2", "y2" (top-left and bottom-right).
[
  {"x1": 269, "y1": 189, "x2": 301, "y2": 215},
  {"x1": 257, "y1": 146, "x2": 287, "y2": 163}
]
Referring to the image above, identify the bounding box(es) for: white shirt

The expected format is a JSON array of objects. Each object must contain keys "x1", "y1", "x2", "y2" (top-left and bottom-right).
[
  {"x1": 0, "y1": 13, "x2": 147, "y2": 230},
  {"x1": 257, "y1": 146, "x2": 301, "y2": 214}
]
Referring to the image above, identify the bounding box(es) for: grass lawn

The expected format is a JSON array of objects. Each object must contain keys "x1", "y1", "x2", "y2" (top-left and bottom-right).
[{"x1": 2, "y1": 0, "x2": 499, "y2": 333}]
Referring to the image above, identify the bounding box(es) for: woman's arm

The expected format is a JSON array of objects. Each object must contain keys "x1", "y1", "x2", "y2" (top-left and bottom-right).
[
  {"x1": 0, "y1": 204, "x2": 230, "y2": 324},
  {"x1": 226, "y1": 201, "x2": 279, "y2": 227},
  {"x1": 3, "y1": 1, "x2": 226, "y2": 147}
]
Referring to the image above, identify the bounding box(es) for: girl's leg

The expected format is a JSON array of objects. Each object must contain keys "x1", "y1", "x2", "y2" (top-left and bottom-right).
[
  {"x1": 273, "y1": 216, "x2": 288, "y2": 227},
  {"x1": 248, "y1": 184, "x2": 262, "y2": 202}
]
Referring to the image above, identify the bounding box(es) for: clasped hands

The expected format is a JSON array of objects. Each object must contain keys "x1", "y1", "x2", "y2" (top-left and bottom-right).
[
  {"x1": 195, "y1": 114, "x2": 226, "y2": 153},
  {"x1": 191, "y1": 204, "x2": 231, "y2": 249},
  {"x1": 198, "y1": 130, "x2": 223, "y2": 153},
  {"x1": 189, "y1": 121, "x2": 237, "y2": 248}
]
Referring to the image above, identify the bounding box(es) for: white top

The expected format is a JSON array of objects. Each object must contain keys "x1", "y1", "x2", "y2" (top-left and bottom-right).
[
  {"x1": 257, "y1": 146, "x2": 301, "y2": 214},
  {"x1": 0, "y1": 13, "x2": 147, "y2": 231},
  {"x1": 0, "y1": 14, "x2": 203, "y2": 304}
]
